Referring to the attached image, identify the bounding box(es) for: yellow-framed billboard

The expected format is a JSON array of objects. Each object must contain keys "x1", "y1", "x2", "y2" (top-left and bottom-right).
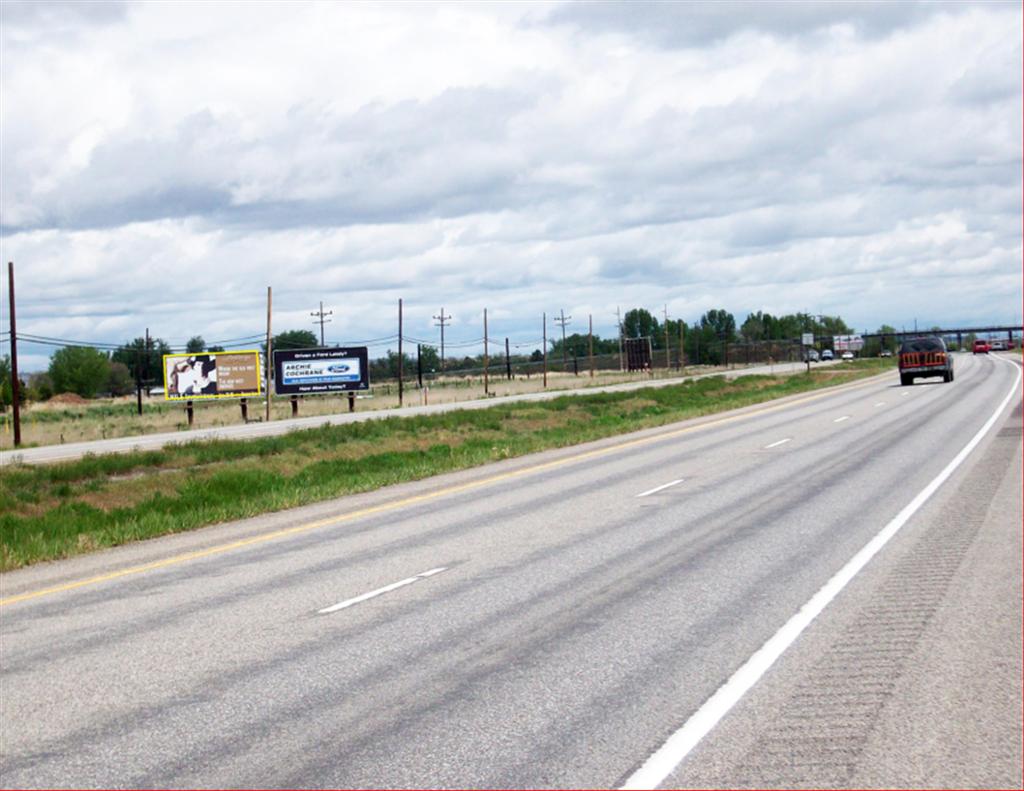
[{"x1": 162, "y1": 351, "x2": 262, "y2": 401}]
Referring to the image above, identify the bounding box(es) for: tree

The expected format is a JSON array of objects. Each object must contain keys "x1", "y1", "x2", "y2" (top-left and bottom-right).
[
  {"x1": 418, "y1": 344, "x2": 441, "y2": 373},
  {"x1": 111, "y1": 337, "x2": 172, "y2": 386},
  {"x1": 208, "y1": 345, "x2": 226, "y2": 353},
  {"x1": 267, "y1": 329, "x2": 318, "y2": 354},
  {"x1": 48, "y1": 346, "x2": 111, "y2": 398},
  {"x1": 622, "y1": 308, "x2": 660, "y2": 343},
  {"x1": 700, "y1": 309, "x2": 737, "y2": 342},
  {"x1": 0, "y1": 355, "x2": 11, "y2": 412},
  {"x1": 186, "y1": 336, "x2": 206, "y2": 353},
  {"x1": 108, "y1": 362, "x2": 135, "y2": 396}
]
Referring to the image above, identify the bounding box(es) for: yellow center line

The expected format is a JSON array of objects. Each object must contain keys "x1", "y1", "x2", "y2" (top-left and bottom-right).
[{"x1": 0, "y1": 376, "x2": 884, "y2": 607}]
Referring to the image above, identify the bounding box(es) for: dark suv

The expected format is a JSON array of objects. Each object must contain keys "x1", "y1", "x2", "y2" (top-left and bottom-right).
[{"x1": 899, "y1": 336, "x2": 954, "y2": 385}]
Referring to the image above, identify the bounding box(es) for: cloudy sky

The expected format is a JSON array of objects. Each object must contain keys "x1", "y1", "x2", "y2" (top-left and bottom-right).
[{"x1": 1, "y1": 0, "x2": 1021, "y2": 370}]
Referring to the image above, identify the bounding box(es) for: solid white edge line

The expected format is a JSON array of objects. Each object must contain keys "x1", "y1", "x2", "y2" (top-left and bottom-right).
[
  {"x1": 621, "y1": 356, "x2": 1021, "y2": 791},
  {"x1": 637, "y1": 479, "x2": 685, "y2": 498},
  {"x1": 319, "y1": 567, "x2": 448, "y2": 614},
  {"x1": 833, "y1": 416, "x2": 850, "y2": 423},
  {"x1": 764, "y1": 438, "x2": 791, "y2": 449},
  {"x1": 874, "y1": 402, "x2": 886, "y2": 407}
]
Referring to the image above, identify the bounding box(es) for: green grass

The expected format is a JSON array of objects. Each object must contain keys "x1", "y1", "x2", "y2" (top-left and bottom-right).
[{"x1": 0, "y1": 360, "x2": 894, "y2": 570}]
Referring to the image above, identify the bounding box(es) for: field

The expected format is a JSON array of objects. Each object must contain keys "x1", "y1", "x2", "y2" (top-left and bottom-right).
[
  {"x1": 0, "y1": 365, "x2": 732, "y2": 449},
  {"x1": 0, "y1": 360, "x2": 895, "y2": 571}
]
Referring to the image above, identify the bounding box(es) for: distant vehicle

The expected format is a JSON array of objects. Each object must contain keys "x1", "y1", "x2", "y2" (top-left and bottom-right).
[
  {"x1": 989, "y1": 340, "x2": 1008, "y2": 351},
  {"x1": 899, "y1": 336, "x2": 954, "y2": 385},
  {"x1": 820, "y1": 349, "x2": 834, "y2": 360},
  {"x1": 841, "y1": 351, "x2": 855, "y2": 360},
  {"x1": 973, "y1": 340, "x2": 990, "y2": 354},
  {"x1": 803, "y1": 348, "x2": 820, "y2": 363},
  {"x1": 880, "y1": 349, "x2": 893, "y2": 357}
]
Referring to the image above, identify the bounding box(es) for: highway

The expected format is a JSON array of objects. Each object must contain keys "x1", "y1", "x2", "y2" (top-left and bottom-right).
[{"x1": 0, "y1": 353, "x2": 1020, "y2": 788}]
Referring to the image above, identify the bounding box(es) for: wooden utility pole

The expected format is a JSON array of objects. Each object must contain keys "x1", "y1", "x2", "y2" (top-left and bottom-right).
[
  {"x1": 144, "y1": 327, "x2": 151, "y2": 396},
  {"x1": 663, "y1": 305, "x2": 671, "y2": 371},
  {"x1": 265, "y1": 286, "x2": 272, "y2": 422},
  {"x1": 588, "y1": 314, "x2": 594, "y2": 378},
  {"x1": 433, "y1": 307, "x2": 451, "y2": 371},
  {"x1": 679, "y1": 321, "x2": 686, "y2": 371},
  {"x1": 311, "y1": 301, "x2": 332, "y2": 346},
  {"x1": 542, "y1": 312, "x2": 548, "y2": 388},
  {"x1": 616, "y1": 306, "x2": 624, "y2": 371},
  {"x1": 483, "y1": 308, "x2": 489, "y2": 396},
  {"x1": 7, "y1": 262, "x2": 21, "y2": 447},
  {"x1": 398, "y1": 298, "x2": 404, "y2": 407},
  {"x1": 505, "y1": 337, "x2": 511, "y2": 380},
  {"x1": 554, "y1": 309, "x2": 571, "y2": 371}
]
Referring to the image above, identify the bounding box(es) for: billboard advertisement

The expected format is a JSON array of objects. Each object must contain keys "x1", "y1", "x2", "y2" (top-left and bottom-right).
[
  {"x1": 273, "y1": 347, "x2": 370, "y2": 395},
  {"x1": 162, "y1": 351, "x2": 262, "y2": 401},
  {"x1": 833, "y1": 334, "x2": 865, "y2": 351}
]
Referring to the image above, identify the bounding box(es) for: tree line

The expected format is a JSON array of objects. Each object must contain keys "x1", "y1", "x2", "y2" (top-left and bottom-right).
[{"x1": 2, "y1": 309, "x2": 920, "y2": 405}]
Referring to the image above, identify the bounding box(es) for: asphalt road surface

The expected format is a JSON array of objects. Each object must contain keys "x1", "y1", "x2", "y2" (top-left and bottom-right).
[
  {"x1": 0, "y1": 360, "x2": 816, "y2": 466},
  {"x1": 1, "y1": 353, "x2": 1020, "y2": 789}
]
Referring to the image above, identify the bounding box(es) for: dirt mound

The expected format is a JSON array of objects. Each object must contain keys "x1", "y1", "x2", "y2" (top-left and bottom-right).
[{"x1": 49, "y1": 392, "x2": 89, "y2": 405}]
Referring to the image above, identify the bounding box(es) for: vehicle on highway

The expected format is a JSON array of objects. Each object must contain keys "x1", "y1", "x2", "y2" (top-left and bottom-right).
[
  {"x1": 841, "y1": 351, "x2": 854, "y2": 360},
  {"x1": 989, "y1": 339, "x2": 1008, "y2": 351},
  {"x1": 880, "y1": 349, "x2": 893, "y2": 357},
  {"x1": 803, "y1": 348, "x2": 820, "y2": 362},
  {"x1": 973, "y1": 340, "x2": 991, "y2": 354},
  {"x1": 899, "y1": 336, "x2": 954, "y2": 385},
  {"x1": 820, "y1": 349, "x2": 834, "y2": 360}
]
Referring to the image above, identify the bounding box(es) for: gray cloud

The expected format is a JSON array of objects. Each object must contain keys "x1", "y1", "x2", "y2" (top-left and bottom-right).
[{"x1": 543, "y1": 1, "x2": 975, "y2": 47}]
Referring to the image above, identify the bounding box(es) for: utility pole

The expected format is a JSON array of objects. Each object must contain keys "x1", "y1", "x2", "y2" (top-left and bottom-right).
[
  {"x1": 311, "y1": 301, "x2": 332, "y2": 346},
  {"x1": 588, "y1": 314, "x2": 594, "y2": 378},
  {"x1": 554, "y1": 309, "x2": 571, "y2": 372},
  {"x1": 505, "y1": 337, "x2": 511, "y2": 380},
  {"x1": 616, "y1": 307, "x2": 624, "y2": 371},
  {"x1": 679, "y1": 320, "x2": 685, "y2": 371},
  {"x1": 416, "y1": 344, "x2": 423, "y2": 388},
  {"x1": 433, "y1": 307, "x2": 451, "y2": 371},
  {"x1": 663, "y1": 305, "x2": 671, "y2": 371},
  {"x1": 7, "y1": 262, "x2": 20, "y2": 447},
  {"x1": 265, "y1": 286, "x2": 272, "y2": 422},
  {"x1": 483, "y1": 308, "x2": 489, "y2": 396},
  {"x1": 542, "y1": 312, "x2": 548, "y2": 388},
  {"x1": 144, "y1": 327, "x2": 151, "y2": 396},
  {"x1": 398, "y1": 298, "x2": 404, "y2": 407}
]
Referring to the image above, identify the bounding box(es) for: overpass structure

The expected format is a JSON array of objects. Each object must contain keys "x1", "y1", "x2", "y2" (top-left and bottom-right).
[{"x1": 858, "y1": 325, "x2": 1022, "y2": 349}]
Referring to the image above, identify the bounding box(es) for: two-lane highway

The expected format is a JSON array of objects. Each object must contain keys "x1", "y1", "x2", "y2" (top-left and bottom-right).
[{"x1": 1, "y1": 353, "x2": 1020, "y2": 788}]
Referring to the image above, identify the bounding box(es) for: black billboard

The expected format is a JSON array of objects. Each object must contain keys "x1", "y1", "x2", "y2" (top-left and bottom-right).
[{"x1": 273, "y1": 347, "x2": 370, "y2": 395}]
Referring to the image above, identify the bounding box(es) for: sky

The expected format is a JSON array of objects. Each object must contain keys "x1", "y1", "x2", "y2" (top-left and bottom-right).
[{"x1": 1, "y1": 0, "x2": 1021, "y2": 371}]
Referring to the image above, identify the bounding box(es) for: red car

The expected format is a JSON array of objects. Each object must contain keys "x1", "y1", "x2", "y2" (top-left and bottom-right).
[{"x1": 973, "y1": 340, "x2": 990, "y2": 354}]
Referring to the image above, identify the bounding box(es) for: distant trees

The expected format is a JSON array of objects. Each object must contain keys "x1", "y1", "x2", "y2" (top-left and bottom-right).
[
  {"x1": 269, "y1": 329, "x2": 318, "y2": 352},
  {"x1": 48, "y1": 346, "x2": 111, "y2": 398},
  {"x1": 186, "y1": 336, "x2": 206, "y2": 353},
  {"x1": 111, "y1": 337, "x2": 172, "y2": 387}
]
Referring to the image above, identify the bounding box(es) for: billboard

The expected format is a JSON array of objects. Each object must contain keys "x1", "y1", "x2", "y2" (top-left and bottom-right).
[
  {"x1": 833, "y1": 334, "x2": 865, "y2": 351},
  {"x1": 162, "y1": 351, "x2": 262, "y2": 401},
  {"x1": 273, "y1": 347, "x2": 370, "y2": 395}
]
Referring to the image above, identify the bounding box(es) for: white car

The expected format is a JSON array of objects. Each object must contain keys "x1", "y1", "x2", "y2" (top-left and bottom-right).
[{"x1": 841, "y1": 351, "x2": 854, "y2": 360}]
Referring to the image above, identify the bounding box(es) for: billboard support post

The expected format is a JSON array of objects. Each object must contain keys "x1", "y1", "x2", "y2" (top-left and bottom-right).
[
  {"x1": 348, "y1": 393, "x2": 355, "y2": 412},
  {"x1": 290, "y1": 395, "x2": 298, "y2": 416},
  {"x1": 240, "y1": 398, "x2": 248, "y2": 422},
  {"x1": 186, "y1": 400, "x2": 194, "y2": 426}
]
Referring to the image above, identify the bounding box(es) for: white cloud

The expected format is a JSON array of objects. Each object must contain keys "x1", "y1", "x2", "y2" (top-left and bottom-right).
[{"x1": 1, "y1": 0, "x2": 1020, "y2": 370}]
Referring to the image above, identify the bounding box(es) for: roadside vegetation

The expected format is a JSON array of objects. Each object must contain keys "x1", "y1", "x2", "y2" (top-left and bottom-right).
[{"x1": 0, "y1": 359, "x2": 893, "y2": 570}]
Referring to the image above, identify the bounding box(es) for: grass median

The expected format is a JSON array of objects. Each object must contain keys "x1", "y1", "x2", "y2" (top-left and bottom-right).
[{"x1": 0, "y1": 360, "x2": 894, "y2": 570}]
